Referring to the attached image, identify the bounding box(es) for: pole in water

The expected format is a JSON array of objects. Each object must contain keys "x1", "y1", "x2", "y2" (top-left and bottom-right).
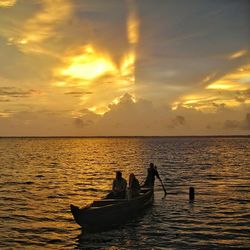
[{"x1": 189, "y1": 187, "x2": 195, "y2": 201}]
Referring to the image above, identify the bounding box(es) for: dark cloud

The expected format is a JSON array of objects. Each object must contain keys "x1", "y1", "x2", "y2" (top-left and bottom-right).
[
  {"x1": 206, "y1": 125, "x2": 212, "y2": 130},
  {"x1": 243, "y1": 113, "x2": 250, "y2": 130},
  {"x1": 136, "y1": 0, "x2": 249, "y2": 90},
  {"x1": 213, "y1": 102, "x2": 232, "y2": 113},
  {"x1": 74, "y1": 118, "x2": 93, "y2": 128},
  {"x1": 64, "y1": 91, "x2": 92, "y2": 97},
  {"x1": 224, "y1": 120, "x2": 240, "y2": 129},
  {"x1": 0, "y1": 87, "x2": 38, "y2": 98},
  {"x1": 235, "y1": 89, "x2": 250, "y2": 103},
  {"x1": 0, "y1": 98, "x2": 11, "y2": 102},
  {"x1": 224, "y1": 113, "x2": 250, "y2": 130},
  {"x1": 213, "y1": 103, "x2": 226, "y2": 108},
  {"x1": 175, "y1": 115, "x2": 186, "y2": 125},
  {"x1": 168, "y1": 115, "x2": 186, "y2": 129}
]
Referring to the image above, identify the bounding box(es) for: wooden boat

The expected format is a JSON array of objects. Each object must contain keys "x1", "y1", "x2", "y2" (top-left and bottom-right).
[{"x1": 70, "y1": 187, "x2": 153, "y2": 232}]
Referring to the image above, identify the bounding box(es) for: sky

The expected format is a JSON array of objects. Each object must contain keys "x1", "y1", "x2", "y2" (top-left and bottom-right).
[{"x1": 0, "y1": 0, "x2": 249, "y2": 136}]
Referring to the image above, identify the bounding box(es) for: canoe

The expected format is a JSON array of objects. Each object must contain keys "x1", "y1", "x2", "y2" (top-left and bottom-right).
[{"x1": 70, "y1": 187, "x2": 153, "y2": 232}]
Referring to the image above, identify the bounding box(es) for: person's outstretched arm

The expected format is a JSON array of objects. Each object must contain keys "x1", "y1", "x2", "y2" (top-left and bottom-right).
[{"x1": 154, "y1": 167, "x2": 160, "y2": 179}]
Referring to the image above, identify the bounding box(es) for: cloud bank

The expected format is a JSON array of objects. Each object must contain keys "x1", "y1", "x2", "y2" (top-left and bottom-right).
[
  {"x1": 1, "y1": 93, "x2": 249, "y2": 136},
  {"x1": 0, "y1": 0, "x2": 249, "y2": 136}
]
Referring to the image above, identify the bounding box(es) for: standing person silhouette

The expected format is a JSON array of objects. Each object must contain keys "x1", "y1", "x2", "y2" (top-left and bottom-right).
[{"x1": 143, "y1": 163, "x2": 160, "y2": 187}]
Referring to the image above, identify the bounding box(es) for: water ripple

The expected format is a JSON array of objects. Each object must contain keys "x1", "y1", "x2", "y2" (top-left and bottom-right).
[{"x1": 0, "y1": 137, "x2": 249, "y2": 249}]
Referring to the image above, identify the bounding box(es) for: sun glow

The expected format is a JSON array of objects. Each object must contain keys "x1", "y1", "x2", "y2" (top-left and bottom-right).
[
  {"x1": 88, "y1": 106, "x2": 108, "y2": 115},
  {"x1": 57, "y1": 44, "x2": 137, "y2": 85},
  {"x1": 55, "y1": 0, "x2": 140, "y2": 89},
  {"x1": 53, "y1": 1, "x2": 140, "y2": 115},
  {"x1": 57, "y1": 1, "x2": 139, "y2": 85},
  {"x1": 119, "y1": 51, "x2": 136, "y2": 85},
  {"x1": 60, "y1": 45, "x2": 117, "y2": 81},
  {"x1": 121, "y1": 51, "x2": 135, "y2": 75}
]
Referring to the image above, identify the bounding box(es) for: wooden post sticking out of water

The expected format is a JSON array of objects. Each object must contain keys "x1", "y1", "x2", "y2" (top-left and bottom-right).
[{"x1": 189, "y1": 187, "x2": 195, "y2": 202}]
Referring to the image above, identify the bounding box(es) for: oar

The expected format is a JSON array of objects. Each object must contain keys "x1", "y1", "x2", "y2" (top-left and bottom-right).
[{"x1": 158, "y1": 176, "x2": 167, "y2": 196}]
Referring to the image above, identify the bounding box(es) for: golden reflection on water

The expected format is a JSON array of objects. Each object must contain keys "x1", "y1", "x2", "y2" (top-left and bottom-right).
[{"x1": 0, "y1": 137, "x2": 249, "y2": 249}]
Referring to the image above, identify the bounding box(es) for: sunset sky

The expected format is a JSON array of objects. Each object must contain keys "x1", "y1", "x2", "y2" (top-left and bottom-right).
[{"x1": 0, "y1": 0, "x2": 249, "y2": 136}]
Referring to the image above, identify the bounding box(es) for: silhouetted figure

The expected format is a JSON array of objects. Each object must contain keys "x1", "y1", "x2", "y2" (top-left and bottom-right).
[
  {"x1": 106, "y1": 171, "x2": 127, "y2": 199},
  {"x1": 128, "y1": 173, "x2": 140, "y2": 199},
  {"x1": 143, "y1": 163, "x2": 160, "y2": 187}
]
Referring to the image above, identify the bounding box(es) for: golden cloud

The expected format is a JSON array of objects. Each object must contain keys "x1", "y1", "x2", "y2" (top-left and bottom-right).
[
  {"x1": 229, "y1": 50, "x2": 248, "y2": 60},
  {"x1": 8, "y1": 0, "x2": 72, "y2": 53},
  {"x1": 0, "y1": 0, "x2": 16, "y2": 7},
  {"x1": 172, "y1": 64, "x2": 250, "y2": 111},
  {"x1": 207, "y1": 64, "x2": 250, "y2": 91}
]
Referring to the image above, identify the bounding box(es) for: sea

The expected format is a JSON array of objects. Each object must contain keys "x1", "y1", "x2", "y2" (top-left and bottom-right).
[{"x1": 0, "y1": 137, "x2": 249, "y2": 249}]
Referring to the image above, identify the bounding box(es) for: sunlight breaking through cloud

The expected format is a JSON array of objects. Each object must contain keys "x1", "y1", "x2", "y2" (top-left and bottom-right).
[
  {"x1": 59, "y1": 45, "x2": 117, "y2": 81},
  {"x1": 53, "y1": 1, "x2": 140, "y2": 115},
  {"x1": 127, "y1": 2, "x2": 140, "y2": 45},
  {"x1": 55, "y1": 44, "x2": 137, "y2": 86},
  {"x1": 0, "y1": 0, "x2": 249, "y2": 136}
]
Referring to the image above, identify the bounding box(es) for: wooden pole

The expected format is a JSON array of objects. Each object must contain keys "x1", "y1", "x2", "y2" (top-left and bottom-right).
[
  {"x1": 189, "y1": 187, "x2": 195, "y2": 201},
  {"x1": 159, "y1": 177, "x2": 167, "y2": 196}
]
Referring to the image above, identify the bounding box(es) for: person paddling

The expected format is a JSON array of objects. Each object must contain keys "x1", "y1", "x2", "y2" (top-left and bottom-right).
[
  {"x1": 142, "y1": 163, "x2": 160, "y2": 187},
  {"x1": 107, "y1": 171, "x2": 127, "y2": 199},
  {"x1": 142, "y1": 163, "x2": 167, "y2": 195}
]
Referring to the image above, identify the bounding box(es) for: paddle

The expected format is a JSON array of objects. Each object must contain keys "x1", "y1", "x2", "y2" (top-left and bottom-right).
[
  {"x1": 158, "y1": 175, "x2": 167, "y2": 196},
  {"x1": 154, "y1": 165, "x2": 167, "y2": 196}
]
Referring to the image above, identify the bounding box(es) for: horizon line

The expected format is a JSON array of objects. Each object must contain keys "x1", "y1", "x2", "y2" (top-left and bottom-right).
[{"x1": 0, "y1": 135, "x2": 249, "y2": 139}]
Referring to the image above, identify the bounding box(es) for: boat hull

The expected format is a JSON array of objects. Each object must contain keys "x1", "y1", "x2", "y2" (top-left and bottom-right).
[{"x1": 70, "y1": 188, "x2": 153, "y2": 232}]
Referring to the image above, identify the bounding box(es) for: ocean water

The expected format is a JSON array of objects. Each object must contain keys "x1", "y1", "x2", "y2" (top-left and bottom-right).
[{"x1": 0, "y1": 137, "x2": 249, "y2": 249}]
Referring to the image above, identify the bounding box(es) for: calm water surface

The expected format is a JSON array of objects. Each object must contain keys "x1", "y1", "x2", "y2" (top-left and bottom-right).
[{"x1": 0, "y1": 137, "x2": 249, "y2": 249}]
